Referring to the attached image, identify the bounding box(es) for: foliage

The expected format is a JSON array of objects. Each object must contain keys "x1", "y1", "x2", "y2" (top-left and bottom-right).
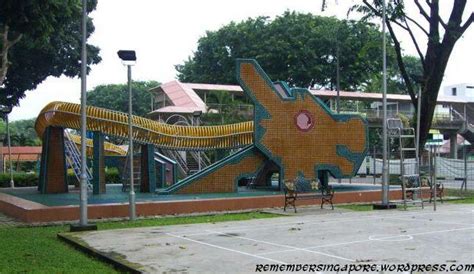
[
  {"x1": 87, "y1": 81, "x2": 159, "y2": 117},
  {"x1": 352, "y1": 0, "x2": 474, "y2": 147},
  {"x1": 0, "y1": 168, "x2": 122, "y2": 188},
  {"x1": 67, "y1": 167, "x2": 122, "y2": 185},
  {"x1": 177, "y1": 11, "x2": 400, "y2": 91},
  {"x1": 0, "y1": 172, "x2": 38, "y2": 187},
  {"x1": 362, "y1": 55, "x2": 423, "y2": 94},
  {"x1": 445, "y1": 189, "x2": 474, "y2": 204},
  {"x1": 0, "y1": 118, "x2": 41, "y2": 146},
  {"x1": 0, "y1": 212, "x2": 279, "y2": 272},
  {"x1": 0, "y1": 0, "x2": 101, "y2": 108},
  {"x1": 202, "y1": 90, "x2": 251, "y2": 125}
]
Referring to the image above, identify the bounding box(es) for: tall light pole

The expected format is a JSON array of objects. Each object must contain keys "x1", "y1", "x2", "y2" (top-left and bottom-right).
[
  {"x1": 71, "y1": 0, "x2": 96, "y2": 231},
  {"x1": 373, "y1": 0, "x2": 393, "y2": 210},
  {"x1": 0, "y1": 105, "x2": 14, "y2": 188},
  {"x1": 6, "y1": 114, "x2": 13, "y2": 188},
  {"x1": 79, "y1": 0, "x2": 88, "y2": 227},
  {"x1": 117, "y1": 50, "x2": 137, "y2": 221},
  {"x1": 381, "y1": 0, "x2": 389, "y2": 206}
]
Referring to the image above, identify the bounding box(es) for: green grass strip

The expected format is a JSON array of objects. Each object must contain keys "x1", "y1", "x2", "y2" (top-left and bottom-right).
[
  {"x1": 336, "y1": 204, "x2": 374, "y2": 211},
  {"x1": 0, "y1": 211, "x2": 281, "y2": 273}
]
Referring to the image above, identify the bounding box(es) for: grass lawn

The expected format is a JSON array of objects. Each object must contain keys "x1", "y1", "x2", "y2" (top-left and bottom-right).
[
  {"x1": 445, "y1": 189, "x2": 474, "y2": 204},
  {"x1": 0, "y1": 212, "x2": 280, "y2": 273},
  {"x1": 336, "y1": 204, "x2": 374, "y2": 211}
]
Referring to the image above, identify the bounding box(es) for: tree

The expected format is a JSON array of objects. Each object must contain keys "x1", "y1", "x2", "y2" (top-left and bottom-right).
[
  {"x1": 353, "y1": 0, "x2": 474, "y2": 147},
  {"x1": 0, "y1": 118, "x2": 41, "y2": 146},
  {"x1": 87, "y1": 81, "x2": 159, "y2": 117},
  {"x1": 176, "y1": 11, "x2": 401, "y2": 91},
  {"x1": 0, "y1": 0, "x2": 101, "y2": 108},
  {"x1": 363, "y1": 55, "x2": 423, "y2": 94}
]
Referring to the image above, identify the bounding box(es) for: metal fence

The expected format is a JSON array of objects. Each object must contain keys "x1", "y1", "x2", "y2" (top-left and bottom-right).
[{"x1": 358, "y1": 144, "x2": 474, "y2": 190}]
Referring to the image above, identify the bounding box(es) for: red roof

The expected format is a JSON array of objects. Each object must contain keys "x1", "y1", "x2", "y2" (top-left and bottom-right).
[
  {"x1": 0, "y1": 146, "x2": 42, "y2": 154},
  {"x1": 152, "y1": 81, "x2": 206, "y2": 114},
  {"x1": 0, "y1": 146, "x2": 42, "y2": 162},
  {"x1": 152, "y1": 81, "x2": 469, "y2": 105}
]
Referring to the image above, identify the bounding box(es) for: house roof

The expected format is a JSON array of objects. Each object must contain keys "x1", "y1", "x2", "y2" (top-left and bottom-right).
[
  {"x1": 151, "y1": 81, "x2": 470, "y2": 105},
  {"x1": 148, "y1": 106, "x2": 204, "y2": 114},
  {"x1": 149, "y1": 81, "x2": 206, "y2": 114},
  {"x1": 0, "y1": 146, "x2": 42, "y2": 162}
]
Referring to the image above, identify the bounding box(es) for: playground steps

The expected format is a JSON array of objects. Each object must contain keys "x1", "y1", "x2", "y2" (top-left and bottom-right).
[
  {"x1": 161, "y1": 150, "x2": 188, "y2": 178},
  {"x1": 64, "y1": 132, "x2": 92, "y2": 190},
  {"x1": 186, "y1": 151, "x2": 210, "y2": 175},
  {"x1": 121, "y1": 154, "x2": 141, "y2": 192}
]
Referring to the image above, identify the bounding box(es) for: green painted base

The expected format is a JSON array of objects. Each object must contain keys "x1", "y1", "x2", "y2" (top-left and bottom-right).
[
  {"x1": 69, "y1": 223, "x2": 98, "y2": 232},
  {"x1": 372, "y1": 203, "x2": 397, "y2": 210}
]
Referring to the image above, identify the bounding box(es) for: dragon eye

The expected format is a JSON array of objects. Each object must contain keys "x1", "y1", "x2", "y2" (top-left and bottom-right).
[{"x1": 294, "y1": 110, "x2": 314, "y2": 132}]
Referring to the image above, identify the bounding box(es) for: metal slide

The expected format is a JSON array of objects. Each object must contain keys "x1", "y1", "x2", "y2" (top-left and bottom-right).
[{"x1": 35, "y1": 101, "x2": 254, "y2": 151}]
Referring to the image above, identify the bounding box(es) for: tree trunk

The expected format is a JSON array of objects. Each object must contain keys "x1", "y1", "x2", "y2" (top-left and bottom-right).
[{"x1": 417, "y1": 41, "x2": 455, "y2": 148}]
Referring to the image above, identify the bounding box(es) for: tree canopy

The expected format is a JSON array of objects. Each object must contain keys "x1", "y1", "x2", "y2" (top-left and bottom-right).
[
  {"x1": 0, "y1": 118, "x2": 41, "y2": 146},
  {"x1": 87, "y1": 81, "x2": 159, "y2": 117},
  {"x1": 353, "y1": 0, "x2": 473, "y2": 147},
  {"x1": 0, "y1": 0, "x2": 101, "y2": 108},
  {"x1": 176, "y1": 11, "x2": 414, "y2": 92}
]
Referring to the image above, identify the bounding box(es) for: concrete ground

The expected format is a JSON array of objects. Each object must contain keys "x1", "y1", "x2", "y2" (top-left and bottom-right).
[{"x1": 76, "y1": 204, "x2": 473, "y2": 273}]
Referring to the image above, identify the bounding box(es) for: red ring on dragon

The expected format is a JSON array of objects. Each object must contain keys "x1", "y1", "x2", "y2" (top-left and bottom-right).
[{"x1": 294, "y1": 110, "x2": 315, "y2": 132}]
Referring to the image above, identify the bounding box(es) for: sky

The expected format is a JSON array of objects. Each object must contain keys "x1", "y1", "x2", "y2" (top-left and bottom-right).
[{"x1": 8, "y1": 0, "x2": 474, "y2": 121}]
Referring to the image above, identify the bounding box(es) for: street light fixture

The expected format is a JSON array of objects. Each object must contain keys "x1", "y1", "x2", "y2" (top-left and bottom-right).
[
  {"x1": 0, "y1": 105, "x2": 14, "y2": 188},
  {"x1": 117, "y1": 49, "x2": 137, "y2": 220}
]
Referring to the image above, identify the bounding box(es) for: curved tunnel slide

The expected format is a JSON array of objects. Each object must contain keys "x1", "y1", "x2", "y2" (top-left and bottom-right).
[
  {"x1": 35, "y1": 101, "x2": 258, "y2": 194},
  {"x1": 35, "y1": 101, "x2": 253, "y2": 150}
]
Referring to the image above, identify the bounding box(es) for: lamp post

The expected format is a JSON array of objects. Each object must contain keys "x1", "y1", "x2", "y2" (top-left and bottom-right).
[
  {"x1": 381, "y1": 0, "x2": 389, "y2": 206},
  {"x1": 117, "y1": 50, "x2": 137, "y2": 221},
  {"x1": 0, "y1": 105, "x2": 14, "y2": 188},
  {"x1": 70, "y1": 0, "x2": 98, "y2": 232},
  {"x1": 193, "y1": 111, "x2": 203, "y2": 171}
]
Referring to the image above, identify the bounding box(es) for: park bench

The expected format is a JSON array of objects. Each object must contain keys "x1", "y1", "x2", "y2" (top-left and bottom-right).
[
  {"x1": 405, "y1": 177, "x2": 444, "y2": 203},
  {"x1": 429, "y1": 182, "x2": 444, "y2": 203},
  {"x1": 283, "y1": 178, "x2": 334, "y2": 213}
]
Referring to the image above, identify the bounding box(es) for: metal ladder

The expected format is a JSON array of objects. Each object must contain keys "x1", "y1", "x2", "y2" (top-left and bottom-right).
[
  {"x1": 121, "y1": 148, "x2": 141, "y2": 192},
  {"x1": 387, "y1": 118, "x2": 424, "y2": 210},
  {"x1": 64, "y1": 131, "x2": 93, "y2": 190}
]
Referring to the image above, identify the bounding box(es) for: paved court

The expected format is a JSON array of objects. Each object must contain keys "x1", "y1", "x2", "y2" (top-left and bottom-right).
[{"x1": 76, "y1": 204, "x2": 473, "y2": 273}]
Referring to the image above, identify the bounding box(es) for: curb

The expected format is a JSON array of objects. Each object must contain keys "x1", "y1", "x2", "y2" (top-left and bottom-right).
[{"x1": 57, "y1": 233, "x2": 142, "y2": 274}]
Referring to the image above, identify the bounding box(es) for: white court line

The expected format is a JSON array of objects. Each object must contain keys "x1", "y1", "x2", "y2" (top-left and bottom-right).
[
  {"x1": 384, "y1": 216, "x2": 473, "y2": 226},
  {"x1": 206, "y1": 229, "x2": 355, "y2": 262},
  {"x1": 179, "y1": 209, "x2": 453, "y2": 237},
  {"x1": 257, "y1": 226, "x2": 474, "y2": 256},
  {"x1": 181, "y1": 215, "x2": 376, "y2": 237},
  {"x1": 165, "y1": 232, "x2": 287, "y2": 265},
  {"x1": 141, "y1": 206, "x2": 472, "y2": 241}
]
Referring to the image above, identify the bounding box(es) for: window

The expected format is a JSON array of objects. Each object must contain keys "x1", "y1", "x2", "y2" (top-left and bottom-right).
[{"x1": 452, "y1": 87, "x2": 457, "y2": 96}]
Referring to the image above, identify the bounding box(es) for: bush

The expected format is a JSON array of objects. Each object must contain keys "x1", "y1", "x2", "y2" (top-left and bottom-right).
[
  {"x1": 0, "y1": 173, "x2": 38, "y2": 187},
  {"x1": 67, "y1": 168, "x2": 122, "y2": 185},
  {"x1": 105, "y1": 167, "x2": 121, "y2": 184},
  {"x1": 0, "y1": 168, "x2": 122, "y2": 188}
]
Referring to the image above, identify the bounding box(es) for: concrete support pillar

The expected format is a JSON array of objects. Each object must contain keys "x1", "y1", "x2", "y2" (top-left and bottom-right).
[
  {"x1": 140, "y1": 144, "x2": 156, "y2": 193},
  {"x1": 450, "y1": 133, "x2": 458, "y2": 159},
  {"x1": 38, "y1": 127, "x2": 68, "y2": 194},
  {"x1": 93, "y1": 131, "x2": 106, "y2": 194}
]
